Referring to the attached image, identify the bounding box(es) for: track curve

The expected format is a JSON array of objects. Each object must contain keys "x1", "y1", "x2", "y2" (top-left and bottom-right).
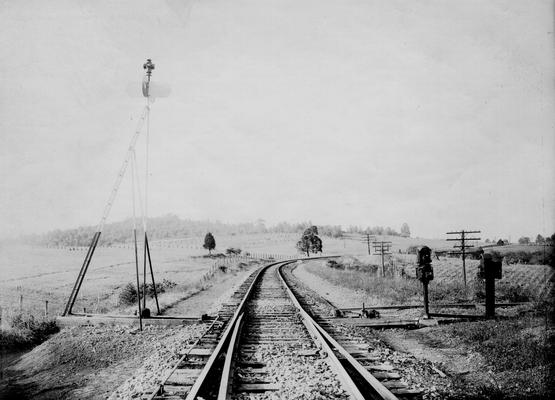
[{"x1": 144, "y1": 259, "x2": 423, "y2": 400}]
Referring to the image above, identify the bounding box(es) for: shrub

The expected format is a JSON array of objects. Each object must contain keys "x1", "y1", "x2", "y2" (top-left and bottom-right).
[
  {"x1": 496, "y1": 283, "x2": 532, "y2": 302},
  {"x1": 503, "y1": 250, "x2": 553, "y2": 265},
  {"x1": 161, "y1": 278, "x2": 177, "y2": 290},
  {"x1": 326, "y1": 260, "x2": 344, "y2": 269},
  {"x1": 226, "y1": 247, "x2": 242, "y2": 255},
  {"x1": 119, "y1": 279, "x2": 177, "y2": 305},
  {"x1": 1, "y1": 313, "x2": 58, "y2": 348},
  {"x1": 118, "y1": 282, "x2": 138, "y2": 305}
]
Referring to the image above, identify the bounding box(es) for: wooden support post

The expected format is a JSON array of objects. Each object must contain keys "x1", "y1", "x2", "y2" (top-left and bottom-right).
[
  {"x1": 381, "y1": 243, "x2": 385, "y2": 277},
  {"x1": 19, "y1": 294, "x2": 23, "y2": 312},
  {"x1": 485, "y1": 264, "x2": 496, "y2": 319},
  {"x1": 423, "y1": 282, "x2": 430, "y2": 319},
  {"x1": 133, "y1": 229, "x2": 143, "y2": 331},
  {"x1": 45, "y1": 300, "x2": 49, "y2": 317},
  {"x1": 145, "y1": 233, "x2": 160, "y2": 314},
  {"x1": 461, "y1": 230, "x2": 467, "y2": 288}
]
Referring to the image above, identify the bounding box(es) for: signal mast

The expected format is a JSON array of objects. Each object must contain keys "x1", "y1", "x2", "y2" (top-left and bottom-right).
[{"x1": 63, "y1": 60, "x2": 162, "y2": 331}]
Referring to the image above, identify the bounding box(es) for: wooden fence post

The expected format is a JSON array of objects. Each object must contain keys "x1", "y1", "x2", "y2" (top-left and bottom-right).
[
  {"x1": 44, "y1": 300, "x2": 49, "y2": 317},
  {"x1": 19, "y1": 294, "x2": 23, "y2": 312}
]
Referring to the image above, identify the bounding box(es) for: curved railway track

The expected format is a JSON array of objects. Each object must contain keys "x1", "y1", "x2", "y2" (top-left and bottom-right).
[{"x1": 143, "y1": 259, "x2": 424, "y2": 400}]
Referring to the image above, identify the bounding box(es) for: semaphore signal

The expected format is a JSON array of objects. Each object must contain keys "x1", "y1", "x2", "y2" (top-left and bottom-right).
[{"x1": 63, "y1": 60, "x2": 167, "y2": 331}]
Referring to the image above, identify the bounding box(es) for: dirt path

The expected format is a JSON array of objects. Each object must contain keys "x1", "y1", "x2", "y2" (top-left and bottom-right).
[
  {"x1": 293, "y1": 260, "x2": 365, "y2": 308},
  {"x1": 162, "y1": 264, "x2": 259, "y2": 316}
]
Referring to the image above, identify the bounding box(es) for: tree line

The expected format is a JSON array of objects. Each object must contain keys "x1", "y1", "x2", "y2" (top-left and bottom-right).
[{"x1": 19, "y1": 215, "x2": 347, "y2": 247}]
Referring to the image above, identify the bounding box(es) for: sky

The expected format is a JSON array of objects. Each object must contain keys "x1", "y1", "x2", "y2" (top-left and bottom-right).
[{"x1": 0, "y1": 0, "x2": 553, "y2": 240}]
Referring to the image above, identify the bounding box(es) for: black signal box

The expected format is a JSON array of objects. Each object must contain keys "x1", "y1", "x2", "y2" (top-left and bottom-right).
[
  {"x1": 479, "y1": 253, "x2": 503, "y2": 280},
  {"x1": 416, "y1": 246, "x2": 434, "y2": 283},
  {"x1": 416, "y1": 264, "x2": 434, "y2": 282},
  {"x1": 417, "y1": 246, "x2": 432, "y2": 265}
]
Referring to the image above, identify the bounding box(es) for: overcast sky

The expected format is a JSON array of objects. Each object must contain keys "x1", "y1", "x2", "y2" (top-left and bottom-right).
[{"x1": 1, "y1": 0, "x2": 553, "y2": 240}]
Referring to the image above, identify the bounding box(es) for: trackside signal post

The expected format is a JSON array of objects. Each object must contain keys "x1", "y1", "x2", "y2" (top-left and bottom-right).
[
  {"x1": 478, "y1": 253, "x2": 503, "y2": 318},
  {"x1": 416, "y1": 246, "x2": 434, "y2": 318}
]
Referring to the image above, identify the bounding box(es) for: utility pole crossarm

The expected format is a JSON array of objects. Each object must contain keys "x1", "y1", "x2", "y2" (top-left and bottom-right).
[{"x1": 445, "y1": 229, "x2": 481, "y2": 289}]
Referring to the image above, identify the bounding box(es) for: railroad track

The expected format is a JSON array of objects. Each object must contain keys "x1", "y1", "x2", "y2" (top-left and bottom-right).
[{"x1": 144, "y1": 259, "x2": 424, "y2": 400}]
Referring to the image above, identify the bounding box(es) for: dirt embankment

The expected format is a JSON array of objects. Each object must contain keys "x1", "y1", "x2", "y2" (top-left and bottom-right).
[
  {"x1": 0, "y1": 324, "x2": 207, "y2": 400},
  {"x1": 0, "y1": 262, "x2": 261, "y2": 400}
]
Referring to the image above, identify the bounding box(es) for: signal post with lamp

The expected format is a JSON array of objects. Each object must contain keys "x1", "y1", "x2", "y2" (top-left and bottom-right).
[
  {"x1": 478, "y1": 253, "x2": 503, "y2": 319},
  {"x1": 416, "y1": 246, "x2": 434, "y2": 319}
]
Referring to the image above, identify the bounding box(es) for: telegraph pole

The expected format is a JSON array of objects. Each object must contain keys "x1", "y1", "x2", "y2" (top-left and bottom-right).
[
  {"x1": 361, "y1": 233, "x2": 375, "y2": 255},
  {"x1": 446, "y1": 230, "x2": 481, "y2": 288},
  {"x1": 372, "y1": 241, "x2": 392, "y2": 276}
]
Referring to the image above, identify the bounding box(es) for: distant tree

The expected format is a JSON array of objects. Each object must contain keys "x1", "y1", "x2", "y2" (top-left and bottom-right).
[
  {"x1": 400, "y1": 223, "x2": 410, "y2": 238},
  {"x1": 203, "y1": 232, "x2": 216, "y2": 254},
  {"x1": 384, "y1": 226, "x2": 398, "y2": 236},
  {"x1": 296, "y1": 226, "x2": 322, "y2": 257},
  {"x1": 518, "y1": 237, "x2": 531, "y2": 245},
  {"x1": 255, "y1": 219, "x2": 267, "y2": 232},
  {"x1": 485, "y1": 238, "x2": 491, "y2": 243},
  {"x1": 497, "y1": 239, "x2": 506, "y2": 246},
  {"x1": 535, "y1": 234, "x2": 545, "y2": 244}
]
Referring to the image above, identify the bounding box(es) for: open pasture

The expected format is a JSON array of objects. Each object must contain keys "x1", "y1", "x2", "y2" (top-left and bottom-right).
[
  {"x1": 0, "y1": 244, "x2": 217, "y2": 321},
  {"x1": 0, "y1": 232, "x2": 305, "y2": 321},
  {"x1": 1, "y1": 232, "x2": 550, "y2": 321}
]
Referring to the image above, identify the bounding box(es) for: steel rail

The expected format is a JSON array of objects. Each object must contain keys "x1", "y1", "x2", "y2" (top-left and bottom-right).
[
  {"x1": 146, "y1": 261, "x2": 271, "y2": 400},
  {"x1": 277, "y1": 262, "x2": 400, "y2": 400},
  {"x1": 217, "y1": 312, "x2": 244, "y2": 399},
  {"x1": 184, "y1": 262, "x2": 278, "y2": 400},
  {"x1": 276, "y1": 261, "x2": 366, "y2": 400},
  {"x1": 146, "y1": 256, "x2": 340, "y2": 400},
  {"x1": 145, "y1": 316, "x2": 222, "y2": 400}
]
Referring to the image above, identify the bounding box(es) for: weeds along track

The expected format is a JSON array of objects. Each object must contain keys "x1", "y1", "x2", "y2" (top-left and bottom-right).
[
  {"x1": 144, "y1": 260, "x2": 422, "y2": 400},
  {"x1": 280, "y1": 263, "x2": 424, "y2": 399}
]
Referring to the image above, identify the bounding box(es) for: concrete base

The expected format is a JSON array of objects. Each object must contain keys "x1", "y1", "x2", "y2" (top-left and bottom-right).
[
  {"x1": 57, "y1": 313, "x2": 207, "y2": 328},
  {"x1": 418, "y1": 317, "x2": 439, "y2": 327},
  {"x1": 331, "y1": 317, "x2": 420, "y2": 329}
]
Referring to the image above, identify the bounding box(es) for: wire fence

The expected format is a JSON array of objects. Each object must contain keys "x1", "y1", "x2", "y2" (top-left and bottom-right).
[{"x1": 0, "y1": 252, "x2": 301, "y2": 328}]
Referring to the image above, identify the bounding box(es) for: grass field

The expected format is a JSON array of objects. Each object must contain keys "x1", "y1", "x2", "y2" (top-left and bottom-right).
[
  {"x1": 305, "y1": 255, "x2": 553, "y2": 306},
  {"x1": 1, "y1": 232, "x2": 551, "y2": 322},
  {"x1": 0, "y1": 232, "x2": 322, "y2": 322}
]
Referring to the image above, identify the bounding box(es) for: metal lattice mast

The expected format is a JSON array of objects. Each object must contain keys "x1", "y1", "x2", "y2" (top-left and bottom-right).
[{"x1": 96, "y1": 107, "x2": 149, "y2": 233}]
